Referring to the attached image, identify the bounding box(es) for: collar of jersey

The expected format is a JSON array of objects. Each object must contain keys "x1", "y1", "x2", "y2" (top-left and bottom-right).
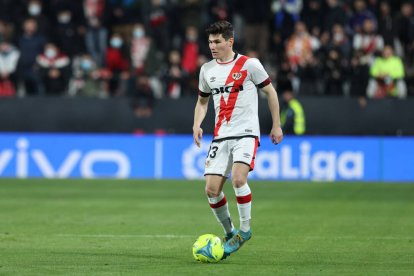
[{"x1": 216, "y1": 52, "x2": 238, "y2": 65}]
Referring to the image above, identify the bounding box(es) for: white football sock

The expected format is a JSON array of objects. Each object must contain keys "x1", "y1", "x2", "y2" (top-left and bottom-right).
[
  {"x1": 234, "y1": 183, "x2": 252, "y2": 232},
  {"x1": 208, "y1": 192, "x2": 234, "y2": 234}
]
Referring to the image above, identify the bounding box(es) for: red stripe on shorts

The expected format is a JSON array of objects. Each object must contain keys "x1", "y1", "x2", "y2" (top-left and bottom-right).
[
  {"x1": 209, "y1": 196, "x2": 227, "y2": 209},
  {"x1": 249, "y1": 137, "x2": 259, "y2": 170},
  {"x1": 236, "y1": 194, "x2": 252, "y2": 204}
]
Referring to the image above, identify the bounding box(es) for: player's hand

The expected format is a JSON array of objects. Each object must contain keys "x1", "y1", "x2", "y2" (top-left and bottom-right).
[
  {"x1": 193, "y1": 127, "x2": 203, "y2": 148},
  {"x1": 270, "y1": 126, "x2": 283, "y2": 145}
]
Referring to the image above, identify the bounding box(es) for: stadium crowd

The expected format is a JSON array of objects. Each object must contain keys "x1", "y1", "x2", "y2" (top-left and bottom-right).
[{"x1": 0, "y1": 0, "x2": 413, "y2": 116}]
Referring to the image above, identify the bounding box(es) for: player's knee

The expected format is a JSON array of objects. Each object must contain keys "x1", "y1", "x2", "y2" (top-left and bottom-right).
[
  {"x1": 232, "y1": 174, "x2": 246, "y2": 188},
  {"x1": 205, "y1": 186, "x2": 221, "y2": 198}
]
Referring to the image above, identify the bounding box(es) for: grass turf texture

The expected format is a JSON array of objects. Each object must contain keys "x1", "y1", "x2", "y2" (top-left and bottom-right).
[{"x1": 0, "y1": 179, "x2": 413, "y2": 275}]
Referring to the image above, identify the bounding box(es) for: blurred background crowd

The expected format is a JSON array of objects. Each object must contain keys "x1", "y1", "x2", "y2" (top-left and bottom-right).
[{"x1": 0, "y1": 0, "x2": 413, "y2": 116}]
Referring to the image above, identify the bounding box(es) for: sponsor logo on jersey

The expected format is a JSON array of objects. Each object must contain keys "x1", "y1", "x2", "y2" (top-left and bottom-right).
[
  {"x1": 243, "y1": 153, "x2": 251, "y2": 158},
  {"x1": 210, "y1": 77, "x2": 216, "y2": 82},
  {"x1": 211, "y1": 85, "x2": 244, "y2": 95}
]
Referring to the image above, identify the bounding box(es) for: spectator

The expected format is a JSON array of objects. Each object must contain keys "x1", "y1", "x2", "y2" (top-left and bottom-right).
[
  {"x1": 147, "y1": 0, "x2": 172, "y2": 56},
  {"x1": 280, "y1": 87, "x2": 306, "y2": 135},
  {"x1": 161, "y1": 49, "x2": 187, "y2": 99},
  {"x1": 0, "y1": 20, "x2": 15, "y2": 43},
  {"x1": 36, "y1": 43, "x2": 71, "y2": 95},
  {"x1": 85, "y1": 17, "x2": 107, "y2": 67},
  {"x1": 129, "y1": 23, "x2": 163, "y2": 99},
  {"x1": 236, "y1": 0, "x2": 272, "y2": 59},
  {"x1": 49, "y1": 1, "x2": 85, "y2": 25},
  {"x1": 353, "y1": 18, "x2": 384, "y2": 63},
  {"x1": 207, "y1": 0, "x2": 234, "y2": 24},
  {"x1": 53, "y1": 9, "x2": 85, "y2": 58},
  {"x1": 349, "y1": 0, "x2": 377, "y2": 34},
  {"x1": 329, "y1": 23, "x2": 352, "y2": 60},
  {"x1": 348, "y1": 50, "x2": 370, "y2": 106},
  {"x1": 104, "y1": 33, "x2": 129, "y2": 96},
  {"x1": 272, "y1": 0, "x2": 303, "y2": 41},
  {"x1": 181, "y1": 26, "x2": 199, "y2": 75},
  {"x1": 83, "y1": 0, "x2": 108, "y2": 25},
  {"x1": 69, "y1": 53, "x2": 102, "y2": 97},
  {"x1": 276, "y1": 58, "x2": 294, "y2": 93},
  {"x1": 324, "y1": 0, "x2": 348, "y2": 32},
  {"x1": 301, "y1": 0, "x2": 324, "y2": 38},
  {"x1": 22, "y1": 0, "x2": 51, "y2": 37},
  {"x1": 129, "y1": 74, "x2": 155, "y2": 118},
  {"x1": 394, "y1": 1, "x2": 414, "y2": 65},
  {"x1": 130, "y1": 23, "x2": 157, "y2": 75},
  {"x1": 286, "y1": 21, "x2": 319, "y2": 71},
  {"x1": 108, "y1": 0, "x2": 143, "y2": 41},
  {"x1": 0, "y1": 40, "x2": 19, "y2": 97},
  {"x1": 177, "y1": 0, "x2": 203, "y2": 31},
  {"x1": 17, "y1": 18, "x2": 46, "y2": 95},
  {"x1": 367, "y1": 45, "x2": 407, "y2": 98},
  {"x1": 377, "y1": 0, "x2": 398, "y2": 48},
  {"x1": 296, "y1": 51, "x2": 322, "y2": 95},
  {"x1": 323, "y1": 48, "x2": 345, "y2": 95}
]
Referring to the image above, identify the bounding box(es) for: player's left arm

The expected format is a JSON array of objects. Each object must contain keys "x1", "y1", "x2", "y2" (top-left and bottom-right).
[{"x1": 261, "y1": 83, "x2": 284, "y2": 145}]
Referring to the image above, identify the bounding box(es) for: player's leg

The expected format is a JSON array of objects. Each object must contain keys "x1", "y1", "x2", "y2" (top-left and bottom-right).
[
  {"x1": 205, "y1": 175, "x2": 235, "y2": 240},
  {"x1": 224, "y1": 137, "x2": 258, "y2": 255},
  {"x1": 232, "y1": 163, "x2": 252, "y2": 234},
  {"x1": 204, "y1": 141, "x2": 236, "y2": 240}
]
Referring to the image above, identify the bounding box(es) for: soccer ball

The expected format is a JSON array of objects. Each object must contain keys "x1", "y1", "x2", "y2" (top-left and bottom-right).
[{"x1": 192, "y1": 234, "x2": 224, "y2": 263}]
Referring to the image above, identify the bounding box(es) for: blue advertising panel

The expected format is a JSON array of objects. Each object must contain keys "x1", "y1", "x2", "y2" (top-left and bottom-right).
[
  {"x1": 0, "y1": 133, "x2": 155, "y2": 178},
  {"x1": 382, "y1": 138, "x2": 414, "y2": 181},
  {"x1": 0, "y1": 133, "x2": 413, "y2": 181},
  {"x1": 170, "y1": 136, "x2": 381, "y2": 181}
]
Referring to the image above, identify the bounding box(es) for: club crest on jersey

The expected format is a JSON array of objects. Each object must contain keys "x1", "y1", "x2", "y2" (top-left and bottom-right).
[{"x1": 232, "y1": 72, "x2": 242, "y2": 80}]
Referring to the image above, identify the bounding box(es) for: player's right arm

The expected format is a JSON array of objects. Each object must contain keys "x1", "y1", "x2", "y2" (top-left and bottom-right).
[{"x1": 193, "y1": 95, "x2": 210, "y2": 147}]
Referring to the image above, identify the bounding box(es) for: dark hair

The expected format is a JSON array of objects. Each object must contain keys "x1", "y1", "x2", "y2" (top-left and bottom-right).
[{"x1": 205, "y1": 21, "x2": 234, "y2": 40}]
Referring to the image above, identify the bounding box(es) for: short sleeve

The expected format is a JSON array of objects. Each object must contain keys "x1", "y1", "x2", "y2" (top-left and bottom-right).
[
  {"x1": 247, "y1": 58, "x2": 271, "y2": 88},
  {"x1": 198, "y1": 65, "x2": 211, "y2": 97}
]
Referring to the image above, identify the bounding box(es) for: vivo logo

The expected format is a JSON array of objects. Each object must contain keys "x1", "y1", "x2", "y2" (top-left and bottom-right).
[{"x1": 0, "y1": 138, "x2": 131, "y2": 178}]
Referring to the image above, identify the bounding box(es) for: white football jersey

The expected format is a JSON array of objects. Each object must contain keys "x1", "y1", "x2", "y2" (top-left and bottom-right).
[{"x1": 198, "y1": 53, "x2": 271, "y2": 141}]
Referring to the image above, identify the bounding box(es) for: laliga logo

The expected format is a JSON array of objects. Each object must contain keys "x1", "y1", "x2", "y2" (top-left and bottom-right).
[
  {"x1": 182, "y1": 141, "x2": 364, "y2": 181},
  {"x1": 182, "y1": 142, "x2": 210, "y2": 179},
  {"x1": 0, "y1": 138, "x2": 131, "y2": 178},
  {"x1": 252, "y1": 142, "x2": 364, "y2": 181}
]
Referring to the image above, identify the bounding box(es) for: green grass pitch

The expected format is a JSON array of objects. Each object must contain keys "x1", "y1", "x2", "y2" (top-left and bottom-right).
[{"x1": 1, "y1": 179, "x2": 414, "y2": 275}]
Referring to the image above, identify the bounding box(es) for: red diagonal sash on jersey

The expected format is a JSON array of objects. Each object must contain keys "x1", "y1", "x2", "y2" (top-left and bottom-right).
[{"x1": 214, "y1": 56, "x2": 249, "y2": 137}]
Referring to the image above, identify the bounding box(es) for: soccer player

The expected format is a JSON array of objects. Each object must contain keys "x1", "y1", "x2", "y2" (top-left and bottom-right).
[{"x1": 192, "y1": 21, "x2": 284, "y2": 258}]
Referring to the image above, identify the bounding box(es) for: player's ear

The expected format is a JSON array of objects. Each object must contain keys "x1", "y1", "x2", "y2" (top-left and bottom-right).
[{"x1": 228, "y1": 37, "x2": 234, "y2": 48}]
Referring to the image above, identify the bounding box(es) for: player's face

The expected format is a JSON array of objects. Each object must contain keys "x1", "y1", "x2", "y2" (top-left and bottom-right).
[{"x1": 208, "y1": 34, "x2": 233, "y2": 61}]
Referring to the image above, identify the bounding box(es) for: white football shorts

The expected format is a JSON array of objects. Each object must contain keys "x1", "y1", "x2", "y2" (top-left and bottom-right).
[{"x1": 204, "y1": 136, "x2": 259, "y2": 177}]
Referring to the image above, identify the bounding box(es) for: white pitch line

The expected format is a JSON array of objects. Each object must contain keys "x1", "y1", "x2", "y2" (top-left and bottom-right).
[
  {"x1": 2, "y1": 233, "x2": 412, "y2": 241},
  {"x1": 57, "y1": 234, "x2": 194, "y2": 238},
  {"x1": 303, "y1": 236, "x2": 414, "y2": 241}
]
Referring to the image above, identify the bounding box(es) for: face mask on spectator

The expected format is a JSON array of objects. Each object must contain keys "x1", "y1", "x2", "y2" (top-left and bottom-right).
[
  {"x1": 45, "y1": 49, "x2": 57, "y2": 59},
  {"x1": 28, "y1": 4, "x2": 42, "y2": 16},
  {"x1": 0, "y1": 44, "x2": 9, "y2": 54},
  {"x1": 186, "y1": 34, "x2": 197, "y2": 42},
  {"x1": 334, "y1": 33, "x2": 344, "y2": 43},
  {"x1": 58, "y1": 14, "x2": 71, "y2": 24},
  {"x1": 110, "y1": 38, "x2": 123, "y2": 48},
  {"x1": 133, "y1": 28, "x2": 144, "y2": 38},
  {"x1": 80, "y1": 59, "x2": 93, "y2": 71}
]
